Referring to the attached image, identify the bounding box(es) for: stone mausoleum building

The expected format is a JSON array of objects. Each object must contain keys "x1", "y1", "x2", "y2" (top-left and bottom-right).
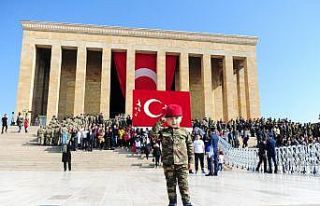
[{"x1": 16, "y1": 21, "x2": 260, "y2": 123}]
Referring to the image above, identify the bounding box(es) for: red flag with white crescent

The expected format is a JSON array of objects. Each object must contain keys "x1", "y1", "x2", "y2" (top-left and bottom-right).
[
  {"x1": 135, "y1": 53, "x2": 157, "y2": 90},
  {"x1": 132, "y1": 90, "x2": 192, "y2": 127}
]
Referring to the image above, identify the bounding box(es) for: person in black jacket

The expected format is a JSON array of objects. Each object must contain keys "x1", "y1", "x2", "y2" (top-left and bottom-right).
[
  {"x1": 266, "y1": 133, "x2": 278, "y2": 173},
  {"x1": 98, "y1": 112, "x2": 104, "y2": 125},
  {"x1": 256, "y1": 139, "x2": 267, "y2": 172},
  {"x1": 62, "y1": 141, "x2": 72, "y2": 171},
  {"x1": 1, "y1": 113, "x2": 8, "y2": 134},
  {"x1": 206, "y1": 127, "x2": 219, "y2": 176},
  {"x1": 153, "y1": 143, "x2": 161, "y2": 168}
]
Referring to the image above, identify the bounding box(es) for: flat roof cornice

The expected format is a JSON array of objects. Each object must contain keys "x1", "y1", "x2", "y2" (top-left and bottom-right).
[{"x1": 21, "y1": 20, "x2": 258, "y2": 46}]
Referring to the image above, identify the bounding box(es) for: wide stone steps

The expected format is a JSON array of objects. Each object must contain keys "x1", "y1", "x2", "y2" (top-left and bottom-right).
[{"x1": 0, "y1": 126, "x2": 152, "y2": 171}]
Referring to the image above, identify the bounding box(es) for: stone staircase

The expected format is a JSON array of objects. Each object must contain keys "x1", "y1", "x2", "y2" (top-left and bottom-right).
[{"x1": 0, "y1": 126, "x2": 152, "y2": 171}]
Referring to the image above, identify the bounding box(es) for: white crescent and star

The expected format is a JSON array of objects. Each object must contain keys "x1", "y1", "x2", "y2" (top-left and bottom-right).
[
  {"x1": 144, "y1": 99, "x2": 164, "y2": 118},
  {"x1": 135, "y1": 68, "x2": 157, "y2": 84}
]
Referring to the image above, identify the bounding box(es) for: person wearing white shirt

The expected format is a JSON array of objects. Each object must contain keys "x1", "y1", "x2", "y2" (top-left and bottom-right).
[
  {"x1": 193, "y1": 135, "x2": 205, "y2": 174},
  {"x1": 77, "y1": 129, "x2": 82, "y2": 149},
  {"x1": 218, "y1": 151, "x2": 224, "y2": 171}
]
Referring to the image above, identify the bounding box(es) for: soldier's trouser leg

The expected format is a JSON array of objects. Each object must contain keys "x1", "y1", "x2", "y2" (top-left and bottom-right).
[
  {"x1": 176, "y1": 164, "x2": 191, "y2": 204},
  {"x1": 163, "y1": 165, "x2": 177, "y2": 204}
]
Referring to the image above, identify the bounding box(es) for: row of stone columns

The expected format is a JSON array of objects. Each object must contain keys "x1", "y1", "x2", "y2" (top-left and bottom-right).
[{"x1": 17, "y1": 42, "x2": 260, "y2": 122}]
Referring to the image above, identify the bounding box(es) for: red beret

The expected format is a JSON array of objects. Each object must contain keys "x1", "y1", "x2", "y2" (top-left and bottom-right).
[{"x1": 165, "y1": 104, "x2": 183, "y2": 117}]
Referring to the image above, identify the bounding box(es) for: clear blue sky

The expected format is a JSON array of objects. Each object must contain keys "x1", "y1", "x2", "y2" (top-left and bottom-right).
[{"x1": 1, "y1": 0, "x2": 319, "y2": 122}]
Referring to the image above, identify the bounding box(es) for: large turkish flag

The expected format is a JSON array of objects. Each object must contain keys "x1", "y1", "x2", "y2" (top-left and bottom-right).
[
  {"x1": 135, "y1": 53, "x2": 157, "y2": 90},
  {"x1": 132, "y1": 90, "x2": 192, "y2": 127}
]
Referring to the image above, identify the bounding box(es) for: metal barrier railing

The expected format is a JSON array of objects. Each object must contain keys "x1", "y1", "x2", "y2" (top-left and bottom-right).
[{"x1": 219, "y1": 137, "x2": 320, "y2": 176}]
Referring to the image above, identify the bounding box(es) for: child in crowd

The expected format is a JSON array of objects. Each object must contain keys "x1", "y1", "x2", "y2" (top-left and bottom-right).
[{"x1": 218, "y1": 150, "x2": 224, "y2": 171}]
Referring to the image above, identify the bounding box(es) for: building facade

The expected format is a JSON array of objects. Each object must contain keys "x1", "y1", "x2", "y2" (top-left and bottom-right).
[{"x1": 16, "y1": 21, "x2": 260, "y2": 122}]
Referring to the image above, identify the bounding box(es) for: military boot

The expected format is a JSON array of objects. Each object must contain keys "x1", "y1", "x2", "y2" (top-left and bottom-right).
[
  {"x1": 182, "y1": 199, "x2": 192, "y2": 206},
  {"x1": 168, "y1": 197, "x2": 177, "y2": 206}
]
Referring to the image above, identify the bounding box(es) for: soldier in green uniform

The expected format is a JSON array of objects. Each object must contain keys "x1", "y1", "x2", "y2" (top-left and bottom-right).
[
  {"x1": 151, "y1": 104, "x2": 193, "y2": 206},
  {"x1": 37, "y1": 126, "x2": 45, "y2": 145},
  {"x1": 44, "y1": 126, "x2": 52, "y2": 146}
]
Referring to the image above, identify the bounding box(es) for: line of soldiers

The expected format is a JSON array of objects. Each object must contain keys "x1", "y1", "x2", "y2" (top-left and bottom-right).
[
  {"x1": 37, "y1": 117, "x2": 84, "y2": 146},
  {"x1": 36, "y1": 114, "x2": 130, "y2": 146}
]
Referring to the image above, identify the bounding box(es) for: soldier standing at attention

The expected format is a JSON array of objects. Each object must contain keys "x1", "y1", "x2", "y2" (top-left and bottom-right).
[
  {"x1": 151, "y1": 104, "x2": 193, "y2": 206},
  {"x1": 37, "y1": 126, "x2": 45, "y2": 145},
  {"x1": 44, "y1": 126, "x2": 52, "y2": 146}
]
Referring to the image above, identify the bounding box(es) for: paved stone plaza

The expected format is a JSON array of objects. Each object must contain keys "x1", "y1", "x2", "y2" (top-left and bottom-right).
[
  {"x1": 1, "y1": 170, "x2": 320, "y2": 206},
  {"x1": 1, "y1": 127, "x2": 320, "y2": 205}
]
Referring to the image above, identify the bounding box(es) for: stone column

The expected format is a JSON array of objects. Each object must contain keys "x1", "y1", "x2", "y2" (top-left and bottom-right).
[
  {"x1": 202, "y1": 54, "x2": 214, "y2": 118},
  {"x1": 125, "y1": 49, "x2": 135, "y2": 116},
  {"x1": 233, "y1": 69, "x2": 239, "y2": 117},
  {"x1": 223, "y1": 55, "x2": 235, "y2": 120},
  {"x1": 74, "y1": 45, "x2": 87, "y2": 116},
  {"x1": 157, "y1": 50, "x2": 166, "y2": 91},
  {"x1": 179, "y1": 52, "x2": 189, "y2": 91},
  {"x1": 245, "y1": 55, "x2": 260, "y2": 119},
  {"x1": 100, "y1": 47, "x2": 111, "y2": 118},
  {"x1": 46, "y1": 44, "x2": 62, "y2": 120},
  {"x1": 16, "y1": 34, "x2": 36, "y2": 115},
  {"x1": 238, "y1": 66, "x2": 247, "y2": 119}
]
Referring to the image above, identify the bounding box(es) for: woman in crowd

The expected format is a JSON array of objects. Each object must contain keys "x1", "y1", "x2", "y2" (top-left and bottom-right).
[
  {"x1": 62, "y1": 139, "x2": 72, "y2": 172},
  {"x1": 97, "y1": 125, "x2": 105, "y2": 150},
  {"x1": 23, "y1": 115, "x2": 29, "y2": 133}
]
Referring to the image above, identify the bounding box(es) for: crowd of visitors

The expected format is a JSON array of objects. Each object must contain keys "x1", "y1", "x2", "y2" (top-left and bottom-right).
[
  {"x1": 1, "y1": 112, "x2": 320, "y2": 174},
  {"x1": 191, "y1": 117, "x2": 320, "y2": 148}
]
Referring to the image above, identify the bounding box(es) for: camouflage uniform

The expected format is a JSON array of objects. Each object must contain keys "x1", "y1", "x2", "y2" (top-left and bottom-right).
[
  {"x1": 151, "y1": 120, "x2": 193, "y2": 205},
  {"x1": 37, "y1": 127, "x2": 45, "y2": 145},
  {"x1": 54, "y1": 127, "x2": 61, "y2": 145},
  {"x1": 44, "y1": 127, "x2": 52, "y2": 145}
]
